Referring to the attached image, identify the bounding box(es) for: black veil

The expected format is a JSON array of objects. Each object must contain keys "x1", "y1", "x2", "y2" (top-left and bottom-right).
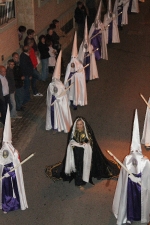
[{"x1": 45, "y1": 116, "x2": 120, "y2": 182}]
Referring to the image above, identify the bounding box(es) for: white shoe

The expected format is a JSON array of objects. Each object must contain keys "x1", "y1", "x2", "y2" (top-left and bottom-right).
[{"x1": 33, "y1": 93, "x2": 43, "y2": 97}]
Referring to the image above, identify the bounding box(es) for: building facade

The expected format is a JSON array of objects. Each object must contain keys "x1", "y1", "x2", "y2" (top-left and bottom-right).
[{"x1": 0, "y1": 0, "x2": 77, "y2": 65}]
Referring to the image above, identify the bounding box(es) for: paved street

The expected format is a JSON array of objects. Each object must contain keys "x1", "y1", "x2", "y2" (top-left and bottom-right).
[{"x1": 1, "y1": 1, "x2": 150, "y2": 225}]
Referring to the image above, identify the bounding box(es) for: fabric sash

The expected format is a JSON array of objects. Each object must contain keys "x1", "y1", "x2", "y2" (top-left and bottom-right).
[
  {"x1": 118, "y1": 4, "x2": 123, "y2": 26},
  {"x1": 84, "y1": 52, "x2": 90, "y2": 81},
  {"x1": 2, "y1": 162, "x2": 20, "y2": 212},
  {"x1": 108, "y1": 21, "x2": 113, "y2": 44},
  {"x1": 127, "y1": 172, "x2": 141, "y2": 221},
  {"x1": 91, "y1": 29, "x2": 102, "y2": 60},
  {"x1": 51, "y1": 95, "x2": 56, "y2": 129}
]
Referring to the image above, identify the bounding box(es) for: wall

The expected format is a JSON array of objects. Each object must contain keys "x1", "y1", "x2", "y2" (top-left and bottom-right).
[
  {"x1": 34, "y1": 0, "x2": 76, "y2": 34},
  {"x1": 0, "y1": 20, "x2": 19, "y2": 65}
]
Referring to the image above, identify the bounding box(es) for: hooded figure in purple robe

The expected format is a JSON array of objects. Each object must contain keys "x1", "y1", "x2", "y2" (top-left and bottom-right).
[
  {"x1": 0, "y1": 106, "x2": 28, "y2": 213},
  {"x1": 112, "y1": 109, "x2": 150, "y2": 225}
]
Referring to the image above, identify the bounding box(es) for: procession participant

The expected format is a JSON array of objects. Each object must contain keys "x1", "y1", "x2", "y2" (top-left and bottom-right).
[
  {"x1": 103, "y1": 0, "x2": 120, "y2": 44},
  {"x1": 113, "y1": 0, "x2": 129, "y2": 29},
  {"x1": 0, "y1": 106, "x2": 28, "y2": 213},
  {"x1": 89, "y1": 0, "x2": 108, "y2": 60},
  {"x1": 141, "y1": 98, "x2": 150, "y2": 150},
  {"x1": 112, "y1": 110, "x2": 150, "y2": 225},
  {"x1": 45, "y1": 117, "x2": 120, "y2": 187},
  {"x1": 78, "y1": 17, "x2": 99, "y2": 81},
  {"x1": 64, "y1": 32, "x2": 87, "y2": 110},
  {"x1": 46, "y1": 51, "x2": 72, "y2": 133}
]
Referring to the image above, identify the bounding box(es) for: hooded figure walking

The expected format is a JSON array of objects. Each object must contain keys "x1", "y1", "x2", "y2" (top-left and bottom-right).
[
  {"x1": 0, "y1": 105, "x2": 28, "y2": 213},
  {"x1": 46, "y1": 51, "x2": 72, "y2": 133},
  {"x1": 112, "y1": 109, "x2": 150, "y2": 225}
]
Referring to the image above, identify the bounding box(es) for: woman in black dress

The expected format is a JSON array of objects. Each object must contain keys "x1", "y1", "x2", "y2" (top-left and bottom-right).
[{"x1": 45, "y1": 117, "x2": 120, "y2": 187}]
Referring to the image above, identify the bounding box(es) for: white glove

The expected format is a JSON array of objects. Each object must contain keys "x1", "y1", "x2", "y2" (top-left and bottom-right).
[
  {"x1": 129, "y1": 175, "x2": 141, "y2": 184},
  {"x1": 4, "y1": 173, "x2": 10, "y2": 178}
]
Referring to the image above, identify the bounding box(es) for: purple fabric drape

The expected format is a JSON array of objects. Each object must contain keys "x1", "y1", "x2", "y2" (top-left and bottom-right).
[
  {"x1": 127, "y1": 173, "x2": 141, "y2": 222},
  {"x1": 118, "y1": 4, "x2": 123, "y2": 27},
  {"x1": 68, "y1": 72, "x2": 75, "y2": 86},
  {"x1": 91, "y1": 29, "x2": 102, "y2": 61},
  {"x1": 84, "y1": 52, "x2": 90, "y2": 81},
  {"x1": 108, "y1": 21, "x2": 113, "y2": 44},
  {"x1": 51, "y1": 95, "x2": 56, "y2": 129},
  {"x1": 2, "y1": 162, "x2": 20, "y2": 212}
]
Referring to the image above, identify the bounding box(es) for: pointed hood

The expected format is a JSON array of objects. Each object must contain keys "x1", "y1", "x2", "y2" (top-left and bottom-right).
[
  {"x1": 130, "y1": 109, "x2": 142, "y2": 154},
  {"x1": 3, "y1": 105, "x2": 12, "y2": 143},
  {"x1": 94, "y1": 0, "x2": 102, "y2": 26},
  {"x1": 83, "y1": 17, "x2": 89, "y2": 45},
  {"x1": 52, "y1": 50, "x2": 62, "y2": 80},
  {"x1": 107, "y1": 0, "x2": 112, "y2": 15},
  {"x1": 71, "y1": 31, "x2": 78, "y2": 58}
]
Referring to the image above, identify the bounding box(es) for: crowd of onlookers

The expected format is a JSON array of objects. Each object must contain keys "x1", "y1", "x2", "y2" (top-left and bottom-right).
[
  {"x1": 0, "y1": 18, "x2": 66, "y2": 126},
  {"x1": 0, "y1": 0, "x2": 100, "y2": 126}
]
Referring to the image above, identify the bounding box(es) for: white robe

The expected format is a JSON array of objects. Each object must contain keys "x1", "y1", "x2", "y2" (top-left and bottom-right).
[
  {"x1": 78, "y1": 42, "x2": 99, "y2": 80},
  {"x1": 141, "y1": 100, "x2": 150, "y2": 146},
  {"x1": 129, "y1": 0, "x2": 139, "y2": 13},
  {"x1": 48, "y1": 46, "x2": 56, "y2": 67},
  {"x1": 46, "y1": 79, "x2": 72, "y2": 133},
  {"x1": 103, "y1": 13, "x2": 120, "y2": 44},
  {"x1": 113, "y1": 0, "x2": 129, "y2": 25},
  {"x1": 89, "y1": 22, "x2": 108, "y2": 60},
  {"x1": 64, "y1": 58, "x2": 87, "y2": 106},
  {"x1": 65, "y1": 140, "x2": 92, "y2": 183},
  {"x1": 112, "y1": 153, "x2": 150, "y2": 224},
  {"x1": 0, "y1": 143, "x2": 28, "y2": 211}
]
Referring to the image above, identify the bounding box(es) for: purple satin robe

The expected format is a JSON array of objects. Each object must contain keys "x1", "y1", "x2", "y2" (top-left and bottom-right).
[
  {"x1": 2, "y1": 162, "x2": 20, "y2": 213},
  {"x1": 127, "y1": 173, "x2": 141, "y2": 222}
]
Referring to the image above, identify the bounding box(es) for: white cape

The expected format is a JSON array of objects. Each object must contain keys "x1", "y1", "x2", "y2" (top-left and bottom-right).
[
  {"x1": 65, "y1": 140, "x2": 92, "y2": 183},
  {"x1": 46, "y1": 80, "x2": 72, "y2": 133},
  {"x1": 0, "y1": 143, "x2": 28, "y2": 211},
  {"x1": 64, "y1": 58, "x2": 87, "y2": 106},
  {"x1": 129, "y1": 0, "x2": 139, "y2": 13},
  {"x1": 78, "y1": 42, "x2": 99, "y2": 80},
  {"x1": 113, "y1": 0, "x2": 129, "y2": 25},
  {"x1": 112, "y1": 154, "x2": 150, "y2": 224},
  {"x1": 103, "y1": 14, "x2": 120, "y2": 44},
  {"x1": 89, "y1": 22, "x2": 108, "y2": 60},
  {"x1": 141, "y1": 99, "x2": 150, "y2": 146}
]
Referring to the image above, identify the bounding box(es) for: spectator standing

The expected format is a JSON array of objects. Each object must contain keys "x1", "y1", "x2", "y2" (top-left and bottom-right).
[
  {"x1": 12, "y1": 52, "x2": 25, "y2": 111},
  {"x1": 0, "y1": 66, "x2": 10, "y2": 124},
  {"x1": 24, "y1": 29, "x2": 38, "y2": 53},
  {"x1": 38, "y1": 35, "x2": 50, "y2": 81},
  {"x1": 27, "y1": 39, "x2": 43, "y2": 96},
  {"x1": 74, "y1": 1, "x2": 88, "y2": 38},
  {"x1": 47, "y1": 39, "x2": 57, "y2": 74},
  {"x1": 6, "y1": 60, "x2": 22, "y2": 119},
  {"x1": 18, "y1": 25, "x2": 26, "y2": 48},
  {"x1": 20, "y1": 46, "x2": 33, "y2": 104}
]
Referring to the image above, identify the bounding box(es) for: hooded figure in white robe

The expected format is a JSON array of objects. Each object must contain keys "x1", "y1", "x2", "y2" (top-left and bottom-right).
[
  {"x1": 112, "y1": 109, "x2": 150, "y2": 225},
  {"x1": 89, "y1": 0, "x2": 108, "y2": 60},
  {"x1": 64, "y1": 32, "x2": 87, "y2": 108},
  {"x1": 141, "y1": 98, "x2": 150, "y2": 149},
  {"x1": 46, "y1": 51, "x2": 72, "y2": 133},
  {"x1": 0, "y1": 106, "x2": 28, "y2": 213},
  {"x1": 103, "y1": 0, "x2": 120, "y2": 44},
  {"x1": 78, "y1": 17, "x2": 99, "y2": 81},
  {"x1": 113, "y1": 0, "x2": 130, "y2": 27},
  {"x1": 128, "y1": 0, "x2": 139, "y2": 14}
]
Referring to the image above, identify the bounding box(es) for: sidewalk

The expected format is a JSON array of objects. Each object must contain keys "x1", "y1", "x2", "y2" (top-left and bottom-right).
[{"x1": 0, "y1": 43, "x2": 73, "y2": 153}]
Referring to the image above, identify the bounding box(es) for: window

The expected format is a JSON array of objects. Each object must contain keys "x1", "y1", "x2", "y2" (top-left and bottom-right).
[{"x1": 0, "y1": 0, "x2": 15, "y2": 26}]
